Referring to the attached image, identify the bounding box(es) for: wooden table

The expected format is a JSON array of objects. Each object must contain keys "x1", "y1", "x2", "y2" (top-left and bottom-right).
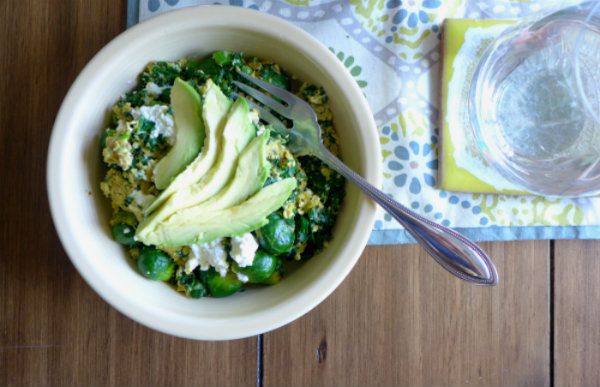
[{"x1": 1, "y1": 1, "x2": 599, "y2": 386}]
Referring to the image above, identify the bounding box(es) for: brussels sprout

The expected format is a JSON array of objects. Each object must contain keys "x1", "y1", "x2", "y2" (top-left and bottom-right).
[
  {"x1": 256, "y1": 213, "x2": 295, "y2": 255},
  {"x1": 111, "y1": 223, "x2": 136, "y2": 246},
  {"x1": 137, "y1": 247, "x2": 174, "y2": 281},
  {"x1": 202, "y1": 269, "x2": 243, "y2": 298},
  {"x1": 235, "y1": 249, "x2": 281, "y2": 284},
  {"x1": 262, "y1": 271, "x2": 282, "y2": 285}
]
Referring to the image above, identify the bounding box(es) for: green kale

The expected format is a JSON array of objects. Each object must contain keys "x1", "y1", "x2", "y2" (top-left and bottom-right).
[
  {"x1": 176, "y1": 269, "x2": 208, "y2": 298},
  {"x1": 300, "y1": 84, "x2": 329, "y2": 104},
  {"x1": 260, "y1": 64, "x2": 290, "y2": 90},
  {"x1": 134, "y1": 117, "x2": 158, "y2": 150},
  {"x1": 212, "y1": 50, "x2": 244, "y2": 66},
  {"x1": 139, "y1": 61, "x2": 183, "y2": 86},
  {"x1": 122, "y1": 89, "x2": 147, "y2": 107},
  {"x1": 295, "y1": 155, "x2": 345, "y2": 259},
  {"x1": 132, "y1": 117, "x2": 169, "y2": 152},
  {"x1": 100, "y1": 129, "x2": 115, "y2": 149}
]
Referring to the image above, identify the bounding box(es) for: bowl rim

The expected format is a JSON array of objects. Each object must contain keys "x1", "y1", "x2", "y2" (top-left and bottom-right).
[{"x1": 47, "y1": 5, "x2": 382, "y2": 340}]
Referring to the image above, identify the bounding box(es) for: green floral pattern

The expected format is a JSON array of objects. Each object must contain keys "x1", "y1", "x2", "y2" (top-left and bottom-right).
[
  {"x1": 136, "y1": 0, "x2": 598, "y2": 243},
  {"x1": 330, "y1": 48, "x2": 368, "y2": 88}
]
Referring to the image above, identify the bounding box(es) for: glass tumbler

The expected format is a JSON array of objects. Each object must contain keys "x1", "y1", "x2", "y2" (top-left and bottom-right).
[{"x1": 469, "y1": 1, "x2": 600, "y2": 197}]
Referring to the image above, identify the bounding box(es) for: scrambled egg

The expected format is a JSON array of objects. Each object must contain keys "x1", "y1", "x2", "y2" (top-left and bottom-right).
[
  {"x1": 100, "y1": 103, "x2": 171, "y2": 221},
  {"x1": 102, "y1": 128, "x2": 133, "y2": 170}
]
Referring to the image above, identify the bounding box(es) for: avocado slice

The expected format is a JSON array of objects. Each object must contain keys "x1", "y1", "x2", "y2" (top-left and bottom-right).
[
  {"x1": 139, "y1": 178, "x2": 297, "y2": 247},
  {"x1": 171, "y1": 129, "x2": 270, "y2": 217},
  {"x1": 146, "y1": 80, "x2": 231, "y2": 214},
  {"x1": 169, "y1": 97, "x2": 256, "y2": 208},
  {"x1": 136, "y1": 97, "x2": 256, "y2": 241},
  {"x1": 153, "y1": 78, "x2": 205, "y2": 190}
]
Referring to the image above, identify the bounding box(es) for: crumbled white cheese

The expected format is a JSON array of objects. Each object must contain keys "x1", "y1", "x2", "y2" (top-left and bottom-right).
[
  {"x1": 186, "y1": 239, "x2": 228, "y2": 276},
  {"x1": 130, "y1": 189, "x2": 155, "y2": 209},
  {"x1": 145, "y1": 82, "x2": 168, "y2": 96},
  {"x1": 249, "y1": 109, "x2": 260, "y2": 124},
  {"x1": 230, "y1": 233, "x2": 258, "y2": 268},
  {"x1": 131, "y1": 105, "x2": 175, "y2": 144},
  {"x1": 236, "y1": 272, "x2": 249, "y2": 283},
  {"x1": 185, "y1": 256, "x2": 200, "y2": 274},
  {"x1": 256, "y1": 124, "x2": 266, "y2": 136}
]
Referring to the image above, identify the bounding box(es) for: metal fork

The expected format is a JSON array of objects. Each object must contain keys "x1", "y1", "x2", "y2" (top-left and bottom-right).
[{"x1": 233, "y1": 73, "x2": 499, "y2": 286}]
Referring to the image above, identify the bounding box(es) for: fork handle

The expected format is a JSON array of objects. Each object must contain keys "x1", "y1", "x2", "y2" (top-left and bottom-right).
[{"x1": 318, "y1": 146, "x2": 499, "y2": 286}]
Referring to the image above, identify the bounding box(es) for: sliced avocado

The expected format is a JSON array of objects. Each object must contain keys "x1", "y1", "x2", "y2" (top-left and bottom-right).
[
  {"x1": 153, "y1": 78, "x2": 205, "y2": 190},
  {"x1": 168, "y1": 97, "x2": 256, "y2": 208},
  {"x1": 146, "y1": 80, "x2": 231, "y2": 214},
  {"x1": 166, "y1": 129, "x2": 270, "y2": 218},
  {"x1": 136, "y1": 96, "x2": 256, "y2": 241},
  {"x1": 139, "y1": 178, "x2": 297, "y2": 247}
]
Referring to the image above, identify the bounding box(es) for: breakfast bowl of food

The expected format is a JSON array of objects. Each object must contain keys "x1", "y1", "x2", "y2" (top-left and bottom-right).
[{"x1": 47, "y1": 6, "x2": 381, "y2": 340}]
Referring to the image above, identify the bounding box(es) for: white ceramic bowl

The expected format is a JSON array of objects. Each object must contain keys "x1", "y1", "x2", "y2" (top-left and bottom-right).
[{"x1": 47, "y1": 6, "x2": 381, "y2": 340}]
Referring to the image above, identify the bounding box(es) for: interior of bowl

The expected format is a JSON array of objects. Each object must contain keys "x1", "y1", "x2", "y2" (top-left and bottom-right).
[{"x1": 48, "y1": 7, "x2": 380, "y2": 339}]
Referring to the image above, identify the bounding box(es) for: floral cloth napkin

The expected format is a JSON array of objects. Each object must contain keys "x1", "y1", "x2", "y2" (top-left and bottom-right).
[{"x1": 128, "y1": 0, "x2": 600, "y2": 244}]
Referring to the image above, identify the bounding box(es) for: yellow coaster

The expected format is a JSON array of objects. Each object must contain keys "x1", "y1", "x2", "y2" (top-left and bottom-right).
[{"x1": 439, "y1": 18, "x2": 525, "y2": 195}]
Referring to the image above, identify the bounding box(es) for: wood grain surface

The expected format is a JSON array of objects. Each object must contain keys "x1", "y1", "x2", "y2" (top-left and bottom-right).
[
  {"x1": 264, "y1": 243, "x2": 550, "y2": 387},
  {"x1": 0, "y1": 1, "x2": 256, "y2": 386},
  {"x1": 554, "y1": 240, "x2": 600, "y2": 387}
]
